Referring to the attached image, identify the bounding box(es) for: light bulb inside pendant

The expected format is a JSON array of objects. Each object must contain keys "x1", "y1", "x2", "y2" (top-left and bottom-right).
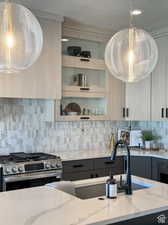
[
  {"x1": 5, "y1": 32, "x2": 15, "y2": 48},
  {"x1": 0, "y1": 0, "x2": 43, "y2": 73}
]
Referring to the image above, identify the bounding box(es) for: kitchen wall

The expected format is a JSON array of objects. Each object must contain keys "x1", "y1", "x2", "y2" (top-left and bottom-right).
[
  {"x1": 131, "y1": 121, "x2": 168, "y2": 149},
  {"x1": 0, "y1": 99, "x2": 168, "y2": 155},
  {"x1": 0, "y1": 99, "x2": 128, "y2": 155}
]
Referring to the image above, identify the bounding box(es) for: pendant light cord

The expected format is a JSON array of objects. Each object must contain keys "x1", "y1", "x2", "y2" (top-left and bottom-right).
[{"x1": 129, "y1": 0, "x2": 134, "y2": 28}]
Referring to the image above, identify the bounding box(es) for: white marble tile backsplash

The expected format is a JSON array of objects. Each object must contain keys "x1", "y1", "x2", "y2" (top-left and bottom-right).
[{"x1": 0, "y1": 98, "x2": 168, "y2": 154}]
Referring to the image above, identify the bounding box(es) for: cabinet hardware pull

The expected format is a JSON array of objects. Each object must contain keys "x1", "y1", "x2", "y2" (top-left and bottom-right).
[
  {"x1": 80, "y1": 58, "x2": 90, "y2": 62},
  {"x1": 80, "y1": 87, "x2": 90, "y2": 91},
  {"x1": 105, "y1": 161, "x2": 113, "y2": 165},
  {"x1": 161, "y1": 108, "x2": 165, "y2": 118},
  {"x1": 80, "y1": 117, "x2": 90, "y2": 120},
  {"x1": 73, "y1": 164, "x2": 84, "y2": 168},
  {"x1": 126, "y1": 108, "x2": 129, "y2": 118},
  {"x1": 166, "y1": 108, "x2": 168, "y2": 118},
  {"x1": 123, "y1": 108, "x2": 126, "y2": 118}
]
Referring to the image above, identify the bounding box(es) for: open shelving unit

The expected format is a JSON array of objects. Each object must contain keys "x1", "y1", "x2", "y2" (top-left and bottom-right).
[{"x1": 55, "y1": 35, "x2": 109, "y2": 121}]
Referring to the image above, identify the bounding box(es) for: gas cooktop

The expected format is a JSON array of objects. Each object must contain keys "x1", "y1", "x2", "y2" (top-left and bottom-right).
[{"x1": 0, "y1": 152, "x2": 57, "y2": 164}]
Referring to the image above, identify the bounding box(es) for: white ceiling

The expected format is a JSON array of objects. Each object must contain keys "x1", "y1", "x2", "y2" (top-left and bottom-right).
[{"x1": 12, "y1": 0, "x2": 168, "y2": 33}]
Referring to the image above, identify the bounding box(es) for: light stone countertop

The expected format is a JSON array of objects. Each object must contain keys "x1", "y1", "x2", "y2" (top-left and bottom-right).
[
  {"x1": 55, "y1": 148, "x2": 168, "y2": 161},
  {"x1": 1, "y1": 176, "x2": 168, "y2": 225}
]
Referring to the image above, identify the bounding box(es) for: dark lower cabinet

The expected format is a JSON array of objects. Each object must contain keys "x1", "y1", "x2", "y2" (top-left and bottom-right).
[
  {"x1": 130, "y1": 156, "x2": 152, "y2": 179},
  {"x1": 62, "y1": 156, "x2": 124, "y2": 181},
  {"x1": 62, "y1": 155, "x2": 168, "y2": 182},
  {"x1": 152, "y1": 157, "x2": 168, "y2": 182}
]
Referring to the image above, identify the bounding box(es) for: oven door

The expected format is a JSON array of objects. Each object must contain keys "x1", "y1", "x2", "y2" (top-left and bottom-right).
[{"x1": 4, "y1": 170, "x2": 61, "y2": 191}]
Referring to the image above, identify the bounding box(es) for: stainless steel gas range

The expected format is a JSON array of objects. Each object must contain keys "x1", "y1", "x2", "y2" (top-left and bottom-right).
[{"x1": 0, "y1": 152, "x2": 62, "y2": 191}]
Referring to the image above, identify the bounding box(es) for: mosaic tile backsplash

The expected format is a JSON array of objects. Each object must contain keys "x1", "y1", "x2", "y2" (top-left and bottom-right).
[
  {"x1": 0, "y1": 99, "x2": 128, "y2": 155},
  {"x1": 0, "y1": 98, "x2": 168, "y2": 155}
]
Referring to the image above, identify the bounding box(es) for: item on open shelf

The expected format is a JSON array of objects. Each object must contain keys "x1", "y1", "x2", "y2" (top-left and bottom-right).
[
  {"x1": 80, "y1": 51, "x2": 91, "y2": 58},
  {"x1": 64, "y1": 102, "x2": 81, "y2": 115},
  {"x1": 67, "y1": 46, "x2": 81, "y2": 56},
  {"x1": 72, "y1": 73, "x2": 87, "y2": 87}
]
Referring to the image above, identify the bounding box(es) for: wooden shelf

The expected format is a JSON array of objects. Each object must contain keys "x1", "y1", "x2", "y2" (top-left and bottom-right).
[
  {"x1": 63, "y1": 85, "x2": 107, "y2": 98},
  {"x1": 57, "y1": 115, "x2": 108, "y2": 121},
  {"x1": 62, "y1": 55, "x2": 105, "y2": 71}
]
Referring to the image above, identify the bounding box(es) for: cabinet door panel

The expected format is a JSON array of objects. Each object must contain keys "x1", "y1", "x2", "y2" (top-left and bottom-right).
[
  {"x1": 108, "y1": 73, "x2": 125, "y2": 120},
  {"x1": 0, "y1": 19, "x2": 62, "y2": 99},
  {"x1": 130, "y1": 156, "x2": 152, "y2": 179},
  {"x1": 126, "y1": 76, "x2": 151, "y2": 121},
  {"x1": 151, "y1": 36, "x2": 168, "y2": 121}
]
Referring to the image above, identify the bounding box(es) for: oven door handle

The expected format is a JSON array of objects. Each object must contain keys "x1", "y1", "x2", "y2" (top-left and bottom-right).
[{"x1": 4, "y1": 170, "x2": 62, "y2": 183}]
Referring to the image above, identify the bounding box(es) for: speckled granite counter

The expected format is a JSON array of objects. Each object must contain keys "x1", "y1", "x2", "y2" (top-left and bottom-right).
[
  {"x1": 1, "y1": 176, "x2": 168, "y2": 225},
  {"x1": 55, "y1": 149, "x2": 168, "y2": 161}
]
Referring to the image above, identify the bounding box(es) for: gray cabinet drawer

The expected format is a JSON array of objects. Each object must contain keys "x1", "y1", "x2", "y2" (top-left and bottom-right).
[
  {"x1": 94, "y1": 156, "x2": 124, "y2": 170},
  {"x1": 62, "y1": 170, "x2": 94, "y2": 181},
  {"x1": 63, "y1": 159, "x2": 94, "y2": 173}
]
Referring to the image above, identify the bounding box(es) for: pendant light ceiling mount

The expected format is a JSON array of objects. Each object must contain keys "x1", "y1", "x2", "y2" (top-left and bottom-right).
[
  {"x1": 0, "y1": 0, "x2": 43, "y2": 73},
  {"x1": 105, "y1": 1, "x2": 158, "y2": 83}
]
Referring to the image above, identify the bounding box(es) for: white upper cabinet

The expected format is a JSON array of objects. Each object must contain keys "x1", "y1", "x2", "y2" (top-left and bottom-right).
[
  {"x1": 125, "y1": 77, "x2": 151, "y2": 121},
  {"x1": 108, "y1": 74, "x2": 125, "y2": 120},
  {"x1": 151, "y1": 35, "x2": 168, "y2": 121},
  {"x1": 0, "y1": 17, "x2": 63, "y2": 99}
]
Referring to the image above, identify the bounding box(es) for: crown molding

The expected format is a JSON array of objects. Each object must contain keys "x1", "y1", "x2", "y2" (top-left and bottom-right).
[
  {"x1": 63, "y1": 17, "x2": 113, "y2": 43},
  {"x1": 151, "y1": 27, "x2": 168, "y2": 39},
  {"x1": 31, "y1": 9, "x2": 64, "y2": 22}
]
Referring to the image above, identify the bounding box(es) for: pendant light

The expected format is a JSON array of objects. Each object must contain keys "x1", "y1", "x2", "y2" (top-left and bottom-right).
[
  {"x1": 0, "y1": 0, "x2": 43, "y2": 73},
  {"x1": 105, "y1": 5, "x2": 158, "y2": 83}
]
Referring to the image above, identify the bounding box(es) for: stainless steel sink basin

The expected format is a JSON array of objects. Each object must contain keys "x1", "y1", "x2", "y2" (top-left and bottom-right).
[{"x1": 75, "y1": 180, "x2": 153, "y2": 200}]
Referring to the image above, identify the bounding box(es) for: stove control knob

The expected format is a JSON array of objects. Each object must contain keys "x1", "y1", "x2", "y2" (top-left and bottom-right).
[
  {"x1": 12, "y1": 167, "x2": 17, "y2": 173},
  {"x1": 45, "y1": 164, "x2": 51, "y2": 169},
  {"x1": 18, "y1": 167, "x2": 24, "y2": 172},
  {"x1": 51, "y1": 164, "x2": 56, "y2": 168},
  {"x1": 5, "y1": 168, "x2": 11, "y2": 174}
]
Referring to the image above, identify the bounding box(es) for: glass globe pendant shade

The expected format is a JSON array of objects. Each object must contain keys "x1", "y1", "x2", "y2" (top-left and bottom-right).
[
  {"x1": 105, "y1": 28, "x2": 158, "y2": 82},
  {"x1": 0, "y1": 1, "x2": 43, "y2": 73}
]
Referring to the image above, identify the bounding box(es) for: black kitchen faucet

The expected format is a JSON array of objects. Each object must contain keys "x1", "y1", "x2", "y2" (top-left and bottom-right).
[{"x1": 111, "y1": 140, "x2": 132, "y2": 195}]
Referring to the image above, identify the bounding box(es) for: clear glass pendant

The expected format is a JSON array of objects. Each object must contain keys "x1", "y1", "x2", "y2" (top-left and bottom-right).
[
  {"x1": 0, "y1": 1, "x2": 43, "y2": 73},
  {"x1": 105, "y1": 27, "x2": 158, "y2": 83}
]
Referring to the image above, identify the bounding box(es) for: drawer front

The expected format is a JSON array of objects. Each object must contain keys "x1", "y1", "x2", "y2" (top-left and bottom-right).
[
  {"x1": 63, "y1": 159, "x2": 94, "y2": 173},
  {"x1": 94, "y1": 156, "x2": 124, "y2": 170},
  {"x1": 62, "y1": 170, "x2": 94, "y2": 181}
]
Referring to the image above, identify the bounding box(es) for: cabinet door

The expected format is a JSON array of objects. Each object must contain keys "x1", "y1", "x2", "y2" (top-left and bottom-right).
[
  {"x1": 130, "y1": 156, "x2": 152, "y2": 179},
  {"x1": 108, "y1": 73, "x2": 125, "y2": 120},
  {"x1": 151, "y1": 157, "x2": 168, "y2": 181},
  {"x1": 0, "y1": 18, "x2": 62, "y2": 99},
  {"x1": 125, "y1": 76, "x2": 151, "y2": 121},
  {"x1": 151, "y1": 36, "x2": 168, "y2": 121}
]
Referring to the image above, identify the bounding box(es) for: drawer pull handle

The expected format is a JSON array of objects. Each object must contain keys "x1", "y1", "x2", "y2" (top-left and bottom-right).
[
  {"x1": 80, "y1": 87, "x2": 90, "y2": 91},
  {"x1": 105, "y1": 161, "x2": 113, "y2": 165},
  {"x1": 73, "y1": 164, "x2": 84, "y2": 168},
  {"x1": 80, "y1": 58, "x2": 90, "y2": 62},
  {"x1": 166, "y1": 108, "x2": 168, "y2": 118},
  {"x1": 161, "y1": 108, "x2": 164, "y2": 118},
  {"x1": 123, "y1": 108, "x2": 125, "y2": 118},
  {"x1": 80, "y1": 117, "x2": 90, "y2": 120},
  {"x1": 126, "y1": 108, "x2": 129, "y2": 118}
]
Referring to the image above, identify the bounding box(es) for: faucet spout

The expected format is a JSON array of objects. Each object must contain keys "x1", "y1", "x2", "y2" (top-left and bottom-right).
[{"x1": 111, "y1": 140, "x2": 132, "y2": 195}]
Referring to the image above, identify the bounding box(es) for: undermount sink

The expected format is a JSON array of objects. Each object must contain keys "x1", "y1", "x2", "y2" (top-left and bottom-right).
[{"x1": 75, "y1": 180, "x2": 153, "y2": 200}]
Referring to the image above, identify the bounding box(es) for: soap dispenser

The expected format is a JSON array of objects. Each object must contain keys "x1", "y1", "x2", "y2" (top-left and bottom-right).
[{"x1": 106, "y1": 174, "x2": 117, "y2": 199}]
